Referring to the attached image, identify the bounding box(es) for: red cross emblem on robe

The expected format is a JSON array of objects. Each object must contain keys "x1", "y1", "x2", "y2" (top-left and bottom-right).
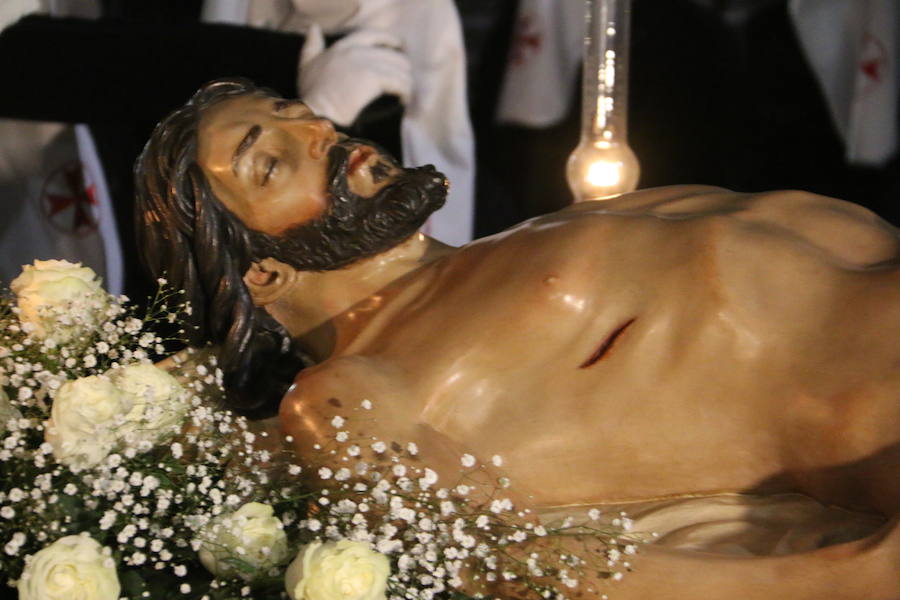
[{"x1": 40, "y1": 160, "x2": 99, "y2": 236}]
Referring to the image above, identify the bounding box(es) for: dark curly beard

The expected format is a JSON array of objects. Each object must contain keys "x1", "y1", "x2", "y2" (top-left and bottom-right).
[{"x1": 247, "y1": 141, "x2": 448, "y2": 271}]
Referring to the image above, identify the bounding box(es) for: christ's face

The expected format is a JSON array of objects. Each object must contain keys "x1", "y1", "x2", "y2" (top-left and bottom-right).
[{"x1": 196, "y1": 93, "x2": 401, "y2": 235}]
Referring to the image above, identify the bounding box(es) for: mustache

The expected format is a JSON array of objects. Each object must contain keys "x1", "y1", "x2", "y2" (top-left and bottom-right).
[
  {"x1": 325, "y1": 138, "x2": 398, "y2": 187},
  {"x1": 246, "y1": 139, "x2": 448, "y2": 273},
  {"x1": 323, "y1": 142, "x2": 445, "y2": 231}
]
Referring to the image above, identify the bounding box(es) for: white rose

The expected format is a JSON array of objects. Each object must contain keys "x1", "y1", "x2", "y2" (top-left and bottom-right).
[
  {"x1": 107, "y1": 363, "x2": 187, "y2": 444},
  {"x1": 46, "y1": 376, "x2": 131, "y2": 469},
  {"x1": 10, "y1": 259, "x2": 107, "y2": 342},
  {"x1": 199, "y1": 502, "x2": 289, "y2": 579},
  {"x1": 285, "y1": 540, "x2": 390, "y2": 600},
  {"x1": 18, "y1": 534, "x2": 120, "y2": 600},
  {"x1": 0, "y1": 387, "x2": 22, "y2": 432}
]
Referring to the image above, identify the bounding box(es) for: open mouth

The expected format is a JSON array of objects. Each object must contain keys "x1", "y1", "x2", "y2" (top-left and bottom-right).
[{"x1": 347, "y1": 146, "x2": 374, "y2": 175}]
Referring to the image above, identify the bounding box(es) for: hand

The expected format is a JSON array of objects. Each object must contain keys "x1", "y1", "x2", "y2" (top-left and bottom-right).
[{"x1": 299, "y1": 24, "x2": 413, "y2": 127}]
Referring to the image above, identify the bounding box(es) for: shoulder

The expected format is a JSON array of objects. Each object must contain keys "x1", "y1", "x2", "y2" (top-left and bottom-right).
[
  {"x1": 279, "y1": 355, "x2": 419, "y2": 453},
  {"x1": 288, "y1": 355, "x2": 389, "y2": 395},
  {"x1": 281, "y1": 356, "x2": 397, "y2": 423}
]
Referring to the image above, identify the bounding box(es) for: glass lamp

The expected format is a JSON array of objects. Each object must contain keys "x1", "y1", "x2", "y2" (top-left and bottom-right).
[{"x1": 567, "y1": 0, "x2": 640, "y2": 201}]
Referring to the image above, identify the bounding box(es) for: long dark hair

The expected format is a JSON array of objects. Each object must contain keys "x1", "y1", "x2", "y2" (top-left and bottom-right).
[{"x1": 134, "y1": 78, "x2": 304, "y2": 415}]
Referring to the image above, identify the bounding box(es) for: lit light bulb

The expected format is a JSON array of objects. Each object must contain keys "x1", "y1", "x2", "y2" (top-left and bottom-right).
[
  {"x1": 567, "y1": 139, "x2": 640, "y2": 199},
  {"x1": 567, "y1": 0, "x2": 640, "y2": 202}
]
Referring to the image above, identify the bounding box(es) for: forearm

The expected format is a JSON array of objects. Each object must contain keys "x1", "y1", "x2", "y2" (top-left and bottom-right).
[
  {"x1": 492, "y1": 517, "x2": 900, "y2": 600},
  {"x1": 615, "y1": 535, "x2": 895, "y2": 600}
]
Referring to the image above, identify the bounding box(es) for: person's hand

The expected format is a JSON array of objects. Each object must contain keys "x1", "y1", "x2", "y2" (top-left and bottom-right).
[{"x1": 299, "y1": 24, "x2": 413, "y2": 127}]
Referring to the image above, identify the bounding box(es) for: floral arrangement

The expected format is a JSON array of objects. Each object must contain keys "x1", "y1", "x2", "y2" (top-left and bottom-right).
[{"x1": 0, "y1": 260, "x2": 639, "y2": 600}]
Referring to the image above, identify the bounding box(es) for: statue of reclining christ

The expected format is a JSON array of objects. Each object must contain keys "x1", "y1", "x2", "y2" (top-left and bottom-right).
[{"x1": 135, "y1": 78, "x2": 900, "y2": 599}]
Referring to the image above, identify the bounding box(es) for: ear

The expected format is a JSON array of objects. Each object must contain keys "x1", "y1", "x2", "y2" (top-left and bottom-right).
[{"x1": 243, "y1": 258, "x2": 297, "y2": 307}]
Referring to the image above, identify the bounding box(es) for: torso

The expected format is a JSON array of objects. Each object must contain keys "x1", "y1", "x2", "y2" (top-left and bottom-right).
[{"x1": 283, "y1": 186, "x2": 900, "y2": 513}]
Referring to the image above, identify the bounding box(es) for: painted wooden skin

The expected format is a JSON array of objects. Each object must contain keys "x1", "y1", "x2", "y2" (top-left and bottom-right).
[
  {"x1": 194, "y1": 96, "x2": 899, "y2": 597},
  {"x1": 280, "y1": 186, "x2": 900, "y2": 514},
  {"x1": 274, "y1": 187, "x2": 900, "y2": 600}
]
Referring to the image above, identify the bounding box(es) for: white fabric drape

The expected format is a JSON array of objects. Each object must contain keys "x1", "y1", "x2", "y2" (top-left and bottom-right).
[
  {"x1": 790, "y1": 0, "x2": 898, "y2": 166},
  {"x1": 0, "y1": 0, "x2": 122, "y2": 293},
  {"x1": 496, "y1": 0, "x2": 584, "y2": 128}
]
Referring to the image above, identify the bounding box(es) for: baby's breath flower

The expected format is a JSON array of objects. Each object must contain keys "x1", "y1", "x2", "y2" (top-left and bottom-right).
[{"x1": 0, "y1": 272, "x2": 634, "y2": 600}]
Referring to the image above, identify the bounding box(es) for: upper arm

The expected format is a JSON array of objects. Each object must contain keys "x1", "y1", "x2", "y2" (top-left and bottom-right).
[
  {"x1": 278, "y1": 355, "x2": 526, "y2": 507},
  {"x1": 597, "y1": 187, "x2": 900, "y2": 268},
  {"x1": 738, "y1": 190, "x2": 900, "y2": 268}
]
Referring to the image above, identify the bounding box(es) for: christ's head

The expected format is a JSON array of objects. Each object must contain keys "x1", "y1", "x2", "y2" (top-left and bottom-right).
[{"x1": 134, "y1": 78, "x2": 446, "y2": 412}]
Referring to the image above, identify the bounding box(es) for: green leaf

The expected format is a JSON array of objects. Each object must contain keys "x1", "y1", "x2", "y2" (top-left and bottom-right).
[{"x1": 120, "y1": 569, "x2": 148, "y2": 598}]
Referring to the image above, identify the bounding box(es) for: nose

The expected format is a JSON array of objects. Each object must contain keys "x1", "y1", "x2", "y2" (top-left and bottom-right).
[{"x1": 297, "y1": 118, "x2": 336, "y2": 160}]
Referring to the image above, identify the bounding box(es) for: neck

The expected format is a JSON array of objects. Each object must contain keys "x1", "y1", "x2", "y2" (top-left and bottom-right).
[{"x1": 268, "y1": 233, "x2": 454, "y2": 361}]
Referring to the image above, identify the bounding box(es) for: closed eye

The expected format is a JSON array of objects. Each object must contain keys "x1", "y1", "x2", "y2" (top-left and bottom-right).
[
  {"x1": 261, "y1": 156, "x2": 278, "y2": 186},
  {"x1": 273, "y1": 99, "x2": 313, "y2": 118}
]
